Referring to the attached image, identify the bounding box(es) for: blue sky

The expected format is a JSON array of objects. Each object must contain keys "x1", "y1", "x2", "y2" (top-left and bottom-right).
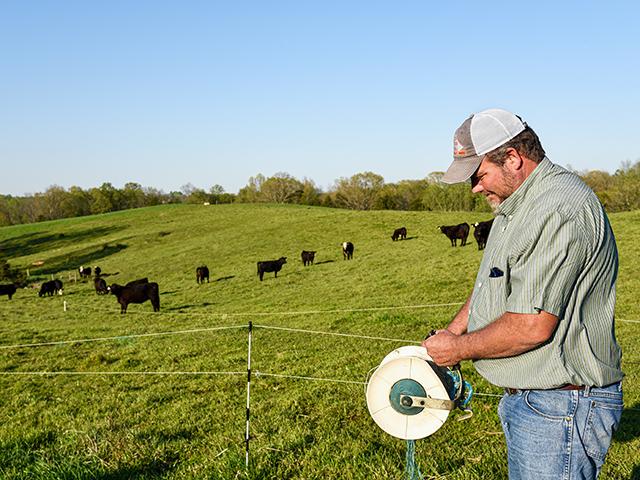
[{"x1": 1, "y1": 2, "x2": 639, "y2": 196}]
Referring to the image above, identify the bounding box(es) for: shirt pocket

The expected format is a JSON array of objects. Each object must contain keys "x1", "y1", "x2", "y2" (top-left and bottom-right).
[
  {"x1": 486, "y1": 270, "x2": 509, "y2": 315},
  {"x1": 471, "y1": 267, "x2": 509, "y2": 329}
]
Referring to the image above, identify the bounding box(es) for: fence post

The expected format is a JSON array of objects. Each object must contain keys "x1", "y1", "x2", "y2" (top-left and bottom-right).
[{"x1": 245, "y1": 321, "x2": 253, "y2": 470}]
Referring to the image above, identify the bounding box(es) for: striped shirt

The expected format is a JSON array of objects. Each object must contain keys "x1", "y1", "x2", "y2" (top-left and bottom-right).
[{"x1": 468, "y1": 158, "x2": 623, "y2": 389}]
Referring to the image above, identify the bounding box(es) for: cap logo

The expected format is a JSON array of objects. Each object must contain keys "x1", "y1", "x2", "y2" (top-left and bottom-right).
[{"x1": 453, "y1": 137, "x2": 466, "y2": 157}]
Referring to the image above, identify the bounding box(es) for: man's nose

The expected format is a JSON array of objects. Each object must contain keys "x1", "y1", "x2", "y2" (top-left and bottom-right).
[{"x1": 471, "y1": 181, "x2": 483, "y2": 194}]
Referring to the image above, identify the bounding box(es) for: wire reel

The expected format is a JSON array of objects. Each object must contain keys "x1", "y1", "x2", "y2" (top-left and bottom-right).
[{"x1": 366, "y1": 345, "x2": 473, "y2": 440}]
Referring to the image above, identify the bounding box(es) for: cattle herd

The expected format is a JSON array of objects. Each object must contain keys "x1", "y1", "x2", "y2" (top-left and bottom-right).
[
  {"x1": 437, "y1": 219, "x2": 493, "y2": 250},
  {"x1": 0, "y1": 219, "x2": 493, "y2": 311}
]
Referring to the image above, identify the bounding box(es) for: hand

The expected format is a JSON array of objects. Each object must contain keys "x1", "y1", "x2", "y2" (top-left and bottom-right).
[{"x1": 421, "y1": 329, "x2": 461, "y2": 367}]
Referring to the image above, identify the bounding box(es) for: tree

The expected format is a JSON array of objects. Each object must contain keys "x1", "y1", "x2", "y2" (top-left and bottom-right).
[
  {"x1": 41, "y1": 185, "x2": 71, "y2": 220},
  {"x1": 0, "y1": 196, "x2": 13, "y2": 226},
  {"x1": 66, "y1": 186, "x2": 92, "y2": 216},
  {"x1": 209, "y1": 185, "x2": 235, "y2": 204},
  {"x1": 374, "y1": 183, "x2": 403, "y2": 210},
  {"x1": 142, "y1": 187, "x2": 165, "y2": 206},
  {"x1": 122, "y1": 182, "x2": 146, "y2": 209},
  {"x1": 299, "y1": 178, "x2": 321, "y2": 206},
  {"x1": 260, "y1": 173, "x2": 304, "y2": 203},
  {"x1": 90, "y1": 183, "x2": 120, "y2": 214},
  {"x1": 237, "y1": 174, "x2": 266, "y2": 203},
  {"x1": 166, "y1": 191, "x2": 185, "y2": 204},
  {"x1": 420, "y1": 173, "x2": 489, "y2": 212},
  {"x1": 181, "y1": 183, "x2": 210, "y2": 204},
  {"x1": 603, "y1": 160, "x2": 640, "y2": 211},
  {"x1": 333, "y1": 172, "x2": 385, "y2": 210}
]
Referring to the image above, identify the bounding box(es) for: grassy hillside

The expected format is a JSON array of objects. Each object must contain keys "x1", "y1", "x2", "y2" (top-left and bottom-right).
[{"x1": 1, "y1": 204, "x2": 638, "y2": 479}]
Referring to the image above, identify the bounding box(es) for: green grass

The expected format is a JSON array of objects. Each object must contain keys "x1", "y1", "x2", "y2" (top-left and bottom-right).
[{"x1": 0, "y1": 204, "x2": 638, "y2": 479}]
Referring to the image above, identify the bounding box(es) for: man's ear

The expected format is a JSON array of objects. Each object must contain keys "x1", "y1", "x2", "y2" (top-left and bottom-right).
[{"x1": 505, "y1": 148, "x2": 524, "y2": 171}]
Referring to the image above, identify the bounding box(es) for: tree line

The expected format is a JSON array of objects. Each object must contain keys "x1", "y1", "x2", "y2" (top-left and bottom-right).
[{"x1": 1, "y1": 160, "x2": 639, "y2": 227}]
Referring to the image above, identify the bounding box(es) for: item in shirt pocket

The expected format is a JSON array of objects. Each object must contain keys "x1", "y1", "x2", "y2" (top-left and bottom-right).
[{"x1": 489, "y1": 267, "x2": 504, "y2": 278}]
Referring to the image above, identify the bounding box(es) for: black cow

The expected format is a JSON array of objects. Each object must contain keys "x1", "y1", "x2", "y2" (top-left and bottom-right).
[
  {"x1": 39, "y1": 281, "x2": 55, "y2": 297},
  {"x1": 79, "y1": 266, "x2": 91, "y2": 279},
  {"x1": 39, "y1": 279, "x2": 63, "y2": 297},
  {"x1": 257, "y1": 257, "x2": 287, "y2": 281},
  {"x1": 472, "y1": 219, "x2": 494, "y2": 250},
  {"x1": 301, "y1": 250, "x2": 316, "y2": 266},
  {"x1": 109, "y1": 282, "x2": 160, "y2": 313},
  {"x1": 125, "y1": 278, "x2": 149, "y2": 287},
  {"x1": 342, "y1": 242, "x2": 354, "y2": 260},
  {"x1": 391, "y1": 227, "x2": 407, "y2": 241},
  {"x1": 196, "y1": 265, "x2": 210, "y2": 284},
  {"x1": 438, "y1": 223, "x2": 470, "y2": 247},
  {"x1": 94, "y1": 266, "x2": 102, "y2": 277},
  {"x1": 0, "y1": 283, "x2": 17, "y2": 300},
  {"x1": 94, "y1": 276, "x2": 108, "y2": 295}
]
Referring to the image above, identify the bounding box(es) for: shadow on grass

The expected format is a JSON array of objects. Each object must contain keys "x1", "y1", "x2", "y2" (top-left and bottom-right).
[
  {"x1": 314, "y1": 260, "x2": 335, "y2": 265},
  {"x1": 614, "y1": 402, "x2": 640, "y2": 443},
  {"x1": 216, "y1": 275, "x2": 235, "y2": 282},
  {"x1": 37, "y1": 243, "x2": 129, "y2": 275},
  {"x1": 96, "y1": 455, "x2": 179, "y2": 480},
  {"x1": 1, "y1": 226, "x2": 126, "y2": 259},
  {"x1": 164, "y1": 305, "x2": 195, "y2": 311}
]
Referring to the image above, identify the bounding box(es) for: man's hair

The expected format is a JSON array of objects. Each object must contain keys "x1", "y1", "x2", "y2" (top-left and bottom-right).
[{"x1": 486, "y1": 125, "x2": 546, "y2": 166}]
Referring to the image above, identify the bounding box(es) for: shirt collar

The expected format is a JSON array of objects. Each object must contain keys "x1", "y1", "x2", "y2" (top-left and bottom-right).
[{"x1": 495, "y1": 157, "x2": 552, "y2": 217}]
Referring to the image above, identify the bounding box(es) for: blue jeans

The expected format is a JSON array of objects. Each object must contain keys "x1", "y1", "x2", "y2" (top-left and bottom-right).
[{"x1": 497, "y1": 382, "x2": 623, "y2": 479}]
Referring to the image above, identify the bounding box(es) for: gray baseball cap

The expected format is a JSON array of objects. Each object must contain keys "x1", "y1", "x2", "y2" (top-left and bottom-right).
[{"x1": 442, "y1": 108, "x2": 526, "y2": 184}]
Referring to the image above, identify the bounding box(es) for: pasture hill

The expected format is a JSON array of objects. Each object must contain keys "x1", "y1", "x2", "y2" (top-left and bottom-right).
[{"x1": 0, "y1": 203, "x2": 638, "y2": 479}]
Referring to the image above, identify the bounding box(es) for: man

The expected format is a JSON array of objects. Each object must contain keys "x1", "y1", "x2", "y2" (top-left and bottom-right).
[{"x1": 423, "y1": 108, "x2": 623, "y2": 479}]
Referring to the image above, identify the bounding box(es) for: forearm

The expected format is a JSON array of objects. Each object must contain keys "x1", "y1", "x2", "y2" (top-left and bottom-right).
[
  {"x1": 446, "y1": 294, "x2": 471, "y2": 335},
  {"x1": 457, "y1": 311, "x2": 558, "y2": 360},
  {"x1": 423, "y1": 309, "x2": 559, "y2": 366}
]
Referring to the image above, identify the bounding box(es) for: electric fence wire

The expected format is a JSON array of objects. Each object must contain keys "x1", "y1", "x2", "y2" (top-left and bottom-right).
[
  {"x1": 1, "y1": 314, "x2": 638, "y2": 408},
  {"x1": 0, "y1": 300, "x2": 468, "y2": 319},
  {"x1": 2, "y1": 297, "x2": 638, "y2": 324},
  {"x1": 3, "y1": 369, "x2": 637, "y2": 411},
  {"x1": 0, "y1": 324, "x2": 248, "y2": 350},
  {"x1": 0, "y1": 370, "x2": 245, "y2": 376},
  {"x1": 254, "y1": 324, "x2": 419, "y2": 344}
]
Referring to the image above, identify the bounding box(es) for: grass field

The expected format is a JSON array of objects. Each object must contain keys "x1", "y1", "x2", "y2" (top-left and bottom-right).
[{"x1": 0, "y1": 203, "x2": 638, "y2": 479}]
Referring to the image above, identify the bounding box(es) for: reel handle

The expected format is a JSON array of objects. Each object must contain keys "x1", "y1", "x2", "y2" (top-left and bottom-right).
[{"x1": 424, "y1": 329, "x2": 437, "y2": 340}]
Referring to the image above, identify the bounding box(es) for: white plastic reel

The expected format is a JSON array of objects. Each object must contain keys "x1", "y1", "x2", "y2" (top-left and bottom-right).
[{"x1": 366, "y1": 346, "x2": 451, "y2": 440}]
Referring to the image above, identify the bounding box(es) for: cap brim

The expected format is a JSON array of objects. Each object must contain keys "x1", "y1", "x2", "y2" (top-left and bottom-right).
[{"x1": 441, "y1": 155, "x2": 483, "y2": 184}]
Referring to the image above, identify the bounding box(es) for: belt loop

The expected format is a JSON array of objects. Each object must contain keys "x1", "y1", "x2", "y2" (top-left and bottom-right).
[{"x1": 584, "y1": 385, "x2": 591, "y2": 397}]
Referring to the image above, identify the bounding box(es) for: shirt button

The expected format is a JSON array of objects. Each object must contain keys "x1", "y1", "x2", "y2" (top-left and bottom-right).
[{"x1": 478, "y1": 282, "x2": 483, "y2": 288}]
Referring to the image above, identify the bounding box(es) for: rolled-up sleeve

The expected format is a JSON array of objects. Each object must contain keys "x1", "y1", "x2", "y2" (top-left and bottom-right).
[{"x1": 506, "y1": 212, "x2": 587, "y2": 317}]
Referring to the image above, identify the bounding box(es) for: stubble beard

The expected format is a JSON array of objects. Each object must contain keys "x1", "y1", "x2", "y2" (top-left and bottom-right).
[{"x1": 487, "y1": 167, "x2": 519, "y2": 213}]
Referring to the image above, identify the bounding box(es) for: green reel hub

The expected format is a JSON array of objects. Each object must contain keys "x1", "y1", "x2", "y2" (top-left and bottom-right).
[{"x1": 389, "y1": 379, "x2": 427, "y2": 415}]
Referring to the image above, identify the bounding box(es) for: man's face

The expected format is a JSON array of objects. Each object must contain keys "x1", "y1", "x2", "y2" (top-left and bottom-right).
[{"x1": 470, "y1": 156, "x2": 519, "y2": 209}]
